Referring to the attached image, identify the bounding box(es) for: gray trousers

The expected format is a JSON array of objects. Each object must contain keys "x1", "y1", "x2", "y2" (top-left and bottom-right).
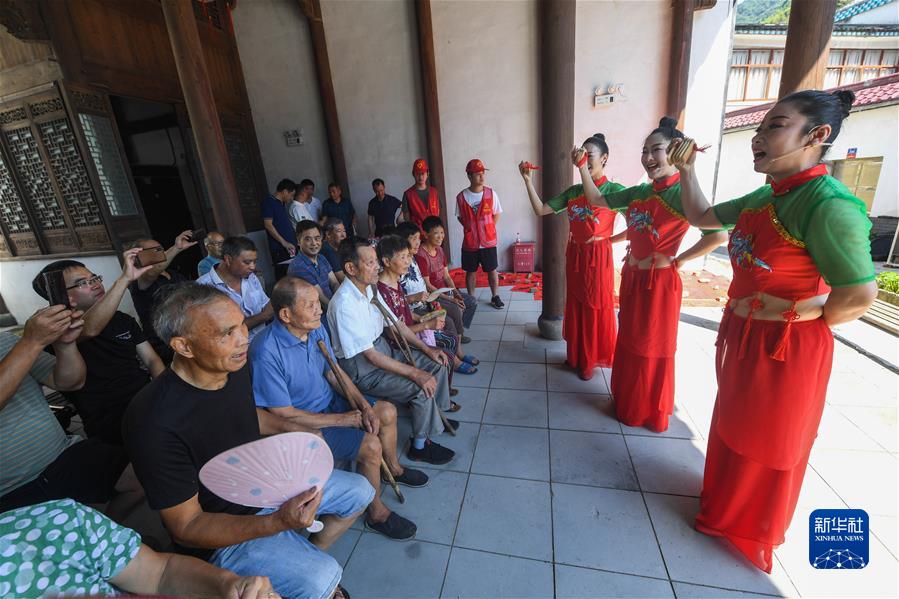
[{"x1": 340, "y1": 337, "x2": 451, "y2": 438}]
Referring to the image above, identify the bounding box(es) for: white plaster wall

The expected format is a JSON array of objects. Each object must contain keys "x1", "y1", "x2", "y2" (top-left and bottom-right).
[
  {"x1": 231, "y1": 0, "x2": 333, "y2": 193},
  {"x1": 844, "y1": 2, "x2": 899, "y2": 25},
  {"x1": 320, "y1": 0, "x2": 427, "y2": 237},
  {"x1": 718, "y1": 105, "x2": 899, "y2": 217},
  {"x1": 431, "y1": 0, "x2": 540, "y2": 269},
  {"x1": 828, "y1": 104, "x2": 899, "y2": 217},
  {"x1": 681, "y1": 0, "x2": 735, "y2": 270},
  {"x1": 0, "y1": 255, "x2": 136, "y2": 325}
]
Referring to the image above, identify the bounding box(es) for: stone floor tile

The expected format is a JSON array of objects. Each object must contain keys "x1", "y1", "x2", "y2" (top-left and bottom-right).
[
  {"x1": 555, "y1": 564, "x2": 674, "y2": 598},
  {"x1": 500, "y1": 325, "x2": 526, "y2": 342},
  {"x1": 483, "y1": 388, "x2": 548, "y2": 428},
  {"x1": 550, "y1": 429, "x2": 637, "y2": 489},
  {"x1": 808, "y1": 448, "x2": 898, "y2": 516},
  {"x1": 490, "y1": 362, "x2": 547, "y2": 391},
  {"x1": 459, "y1": 340, "x2": 499, "y2": 363},
  {"x1": 380, "y1": 468, "x2": 468, "y2": 545},
  {"x1": 496, "y1": 340, "x2": 546, "y2": 363},
  {"x1": 451, "y1": 386, "x2": 488, "y2": 423},
  {"x1": 454, "y1": 360, "x2": 495, "y2": 388},
  {"x1": 441, "y1": 548, "x2": 554, "y2": 599},
  {"x1": 552, "y1": 483, "x2": 667, "y2": 579},
  {"x1": 340, "y1": 534, "x2": 450, "y2": 599},
  {"x1": 548, "y1": 392, "x2": 621, "y2": 434},
  {"x1": 625, "y1": 436, "x2": 707, "y2": 497},
  {"x1": 505, "y1": 310, "x2": 542, "y2": 326},
  {"x1": 643, "y1": 493, "x2": 797, "y2": 596},
  {"x1": 467, "y1": 325, "x2": 504, "y2": 341},
  {"x1": 454, "y1": 474, "x2": 552, "y2": 561},
  {"x1": 547, "y1": 363, "x2": 610, "y2": 394},
  {"x1": 326, "y1": 529, "x2": 361, "y2": 568},
  {"x1": 472, "y1": 424, "x2": 550, "y2": 481}
]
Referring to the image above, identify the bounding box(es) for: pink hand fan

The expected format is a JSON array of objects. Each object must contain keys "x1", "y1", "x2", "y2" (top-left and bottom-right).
[{"x1": 200, "y1": 432, "x2": 334, "y2": 531}]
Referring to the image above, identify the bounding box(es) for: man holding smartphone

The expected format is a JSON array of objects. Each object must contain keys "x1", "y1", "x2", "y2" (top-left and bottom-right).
[
  {"x1": 128, "y1": 230, "x2": 198, "y2": 364},
  {"x1": 32, "y1": 248, "x2": 166, "y2": 445}
]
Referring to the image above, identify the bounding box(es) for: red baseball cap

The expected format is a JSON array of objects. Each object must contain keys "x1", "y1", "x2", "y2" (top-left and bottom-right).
[
  {"x1": 465, "y1": 158, "x2": 488, "y2": 174},
  {"x1": 412, "y1": 159, "x2": 429, "y2": 174}
]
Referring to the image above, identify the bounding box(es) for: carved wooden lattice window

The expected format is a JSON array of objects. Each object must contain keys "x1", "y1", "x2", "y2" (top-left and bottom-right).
[
  {"x1": 223, "y1": 129, "x2": 261, "y2": 229},
  {"x1": 0, "y1": 90, "x2": 112, "y2": 255},
  {"x1": 78, "y1": 113, "x2": 139, "y2": 217}
]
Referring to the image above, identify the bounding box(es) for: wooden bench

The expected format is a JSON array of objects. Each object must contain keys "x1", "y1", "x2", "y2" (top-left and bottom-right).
[{"x1": 862, "y1": 298, "x2": 899, "y2": 335}]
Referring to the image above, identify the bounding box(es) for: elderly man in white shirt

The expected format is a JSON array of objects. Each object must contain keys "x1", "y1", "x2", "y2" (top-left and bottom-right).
[
  {"x1": 196, "y1": 236, "x2": 273, "y2": 340},
  {"x1": 327, "y1": 237, "x2": 457, "y2": 465}
]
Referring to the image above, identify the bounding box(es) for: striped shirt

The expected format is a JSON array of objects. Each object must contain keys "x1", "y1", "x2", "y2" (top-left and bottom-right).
[{"x1": 0, "y1": 333, "x2": 76, "y2": 497}]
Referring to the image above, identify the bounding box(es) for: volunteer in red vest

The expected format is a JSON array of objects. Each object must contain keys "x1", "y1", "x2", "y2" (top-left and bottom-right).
[
  {"x1": 456, "y1": 159, "x2": 504, "y2": 310},
  {"x1": 402, "y1": 159, "x2": 442, "y2": 235}
]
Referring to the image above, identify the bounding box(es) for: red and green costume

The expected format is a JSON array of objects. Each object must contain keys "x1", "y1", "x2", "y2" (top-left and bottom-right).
[
  {"x1": 604, "y1": 173, "x2": 722, "y2": 432},
  {"x1": 547, "y1": 177, "x2": 625, "y2": 376},
  {"x1": 696, "y1": 164, "x2": 875, "y2": 572}
]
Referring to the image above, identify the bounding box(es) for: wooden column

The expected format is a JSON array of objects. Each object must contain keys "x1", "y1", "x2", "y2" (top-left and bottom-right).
[
  {"x1": 299, "y1": 0, "x2": 350, "y2": 198},
  {"x1": 667, "y1": 0, "x2": 696, "y2": 124},
  {"x1": 414, "y1": 0, "x2": 450, "y2": 244},
  {"x1": 778, "y1": 0, "x2": 837, "y2": 98},
  {"x1": 161, "y1": 0, "x2": 245, "y2": 234},
  {"x1": 538, "y1": 0, "x2": 576, "y2": 340}
]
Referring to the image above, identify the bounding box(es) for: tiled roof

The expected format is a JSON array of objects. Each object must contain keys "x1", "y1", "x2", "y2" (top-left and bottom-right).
[
  {"x1": 723, "y1": 73, "x2": 899, "y2": 131},
  {"x1": 735, "y1": 23, "x2": 899, "y2": 36},
  {"x1": 834, "y1": 0, "x2": 896, "y2": 22}
]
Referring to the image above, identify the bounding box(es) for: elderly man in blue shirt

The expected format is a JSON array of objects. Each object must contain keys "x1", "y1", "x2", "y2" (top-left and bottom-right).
[
  {"x1": 197, "y1": 236, "x2": 273, "y2": 340},
  {"x1": 250, "y1": 276, "x2": 425, "y2": 541}
]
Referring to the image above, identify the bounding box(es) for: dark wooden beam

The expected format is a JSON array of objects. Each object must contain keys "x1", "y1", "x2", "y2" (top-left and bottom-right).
[
  {"x1": 414, "y1": 0, "x2": 449, "y2": 245},
  {"x1": 778, "y1": 0, "x2": 837, "y2": 98},
  {"x1": 161, "y1": 0, "x2": 245, "y2": 234},
  {"x1": 667, "y1": 0, "x2": 695, "y2": 124},
  {"x1": 538, "y1": 0, "x2": 576, "y2": 340},
  {"x1": 299, "y1": 0, "x2": 350, "y2": 199}
]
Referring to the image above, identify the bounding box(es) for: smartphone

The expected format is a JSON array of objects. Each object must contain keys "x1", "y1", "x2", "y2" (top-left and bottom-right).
[
  {"x1": 42, "y1": 270, "x2": 71, "y2": 309},
  {"x1": 188, "y1": 228, "x2": 206, "y2": 242},
  {"x1": 134, "y1": 246, "x2": 166, "y2": 268}
]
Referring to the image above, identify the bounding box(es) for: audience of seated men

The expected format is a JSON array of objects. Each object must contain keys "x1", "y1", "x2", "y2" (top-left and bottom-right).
[
  {"x1": 197, "y1": 230, "x2": 225, "y2": 277},
  {"x1": 123, "y1": 283, "x2": 371, "y2": 599},
  {"x1": 197, "y1": 236, "x2": 273, "y2": 341},
  {"x1": 0, "y1": 498, "x2": 278, "y2": 598},
  {"x1": 32, "y1": 250, "x2": 164, "y2": 445},
  {"x1": 288, "y1": 221, "x2": 339, "y2": 309},
  {"x1": 367, "y1": 178, "x2": 403, "y2": 236},
  {"x1": 251, "y1": 277, "x2": 427, "y2": 541},
  {"x1": 128, "y1": 230, "x2": 197, "y2": 363},
  {"x1": 327, "y1": 237, "x2": 457, "y2": 464},
  {"x1": 0, "y1": 307, "x2": 142, "y2": 522},
  {"x1": 322, "y1": 217, "x2": 347, "y2": 284}
]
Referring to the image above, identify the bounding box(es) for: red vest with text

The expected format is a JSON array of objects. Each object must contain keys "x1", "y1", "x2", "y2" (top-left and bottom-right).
[
  {"x1": 456, "y1": 187, "x2": 498, "y2": 251},
  {"x1": 404, "y1": 186, "x2": 441, "y2": 233}
]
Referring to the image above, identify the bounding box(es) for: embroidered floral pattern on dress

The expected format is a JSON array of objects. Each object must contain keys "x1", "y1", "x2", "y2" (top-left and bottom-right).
[
  {"x1": 627, "y1": 208, "x2": 659, "y2": 239},
  {"x1": 729, "y1": 230, "x2": 772, "y2": 272},
  {"x1": 568, "y1": 203, "x2": 601, "y2": 224}
]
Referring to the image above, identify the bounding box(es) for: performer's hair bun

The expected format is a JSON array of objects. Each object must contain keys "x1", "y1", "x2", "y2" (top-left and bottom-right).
[
  {"x1": 583, "y1": 132, "x2": 610, "y2": 156},
  {"x1": 658, "y1": 116, "x2": 678, "y2": 129},
  {"x1": 833, "y1": 90, "x2": 856, "y2": 118},
  {"x1": 592, "y1": 132, "x2": 605, "y2": 141},
  {"x1": 652, "y1": 116, "x2": 685, "y2": 140}
]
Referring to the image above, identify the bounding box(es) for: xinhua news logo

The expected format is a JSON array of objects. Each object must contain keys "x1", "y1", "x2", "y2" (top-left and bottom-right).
[{"x1": 809, "y1": 509, "x2": 869, "y2": 570}]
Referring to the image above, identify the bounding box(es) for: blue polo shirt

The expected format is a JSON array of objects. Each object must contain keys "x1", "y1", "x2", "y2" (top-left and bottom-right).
[
  {"x1": 249, "y1": 321, "x2": 337, "y2": 413},
  {"x1": 321, "y1": 243, "x2": 342, "y2": 274},
  {"x1": 287, "y1": 253, "x2": 334, "y2": 299},
  {"x1": 261, "y1": 194, "x2": 295, "y2": 260}
]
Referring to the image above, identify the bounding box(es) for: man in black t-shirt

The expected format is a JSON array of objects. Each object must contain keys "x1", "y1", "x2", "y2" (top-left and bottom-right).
[
  {"x1": 127, "y1": 231, "x2": 196, "y2": 364},
  {"x1": 124, "y1": 284, "x2": 372, "y2": 599},
  {"x1": 33, "y1": 250, "x2": 165, "y2": 445},
  {"x1": 366, "y1": 178, "x2": 402, "y2": 236}
]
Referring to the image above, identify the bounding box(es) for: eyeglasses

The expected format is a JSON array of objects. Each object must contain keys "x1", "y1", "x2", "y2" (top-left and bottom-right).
[
  {"x1": 206, "y1": 240, "x2": 223, "y2": 247},
  {"x1": 66, "y1": 275, "x2": 103, "y2": 290}
]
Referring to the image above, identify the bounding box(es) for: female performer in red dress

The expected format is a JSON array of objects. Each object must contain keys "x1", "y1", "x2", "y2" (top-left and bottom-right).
[
  {"x1": 576, "y1": 118, "x2": 728, "y2": 432},
  {"x1": 519, "y1": 134, "x2": 627, "y2": 380},
  {"x1": 675, "y1": 90, "x2": 876, "y2": 572}
]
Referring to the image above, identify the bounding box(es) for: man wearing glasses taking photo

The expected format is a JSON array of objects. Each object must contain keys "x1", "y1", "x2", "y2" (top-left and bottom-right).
[{"x1": 33, "y1": 248, "x2": 166, "y2": 446}]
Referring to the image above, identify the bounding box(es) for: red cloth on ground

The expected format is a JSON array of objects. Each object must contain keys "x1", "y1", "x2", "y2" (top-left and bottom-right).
[
  {"x1": 564, "y1": 238, "x2": 616, "y2": 374},
  {"x1": 696, "y1": 311, "x2": 833, "y2": 572},
  {"x1": 610, "y1": 264, "x2": 681, "y2": 432}
]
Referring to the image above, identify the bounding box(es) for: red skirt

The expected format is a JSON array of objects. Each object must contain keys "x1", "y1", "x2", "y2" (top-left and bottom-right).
[
  {"x1": 610, "y1": 264, "x2": 682, "y2": 432},
  {"x1": 564, "y1": 240, "x2": 616, "y2": 375},
  {"x1": 695, "y1": 310, "x2": 834, "y2": 572}
]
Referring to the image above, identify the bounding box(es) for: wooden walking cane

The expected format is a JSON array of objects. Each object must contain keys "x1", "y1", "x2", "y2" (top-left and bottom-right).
[
  {"x1": 316, "y1": 339, "x2": 405, "y2": 504},
  {"x1": 370, "y1": 290, "x2": 457, "y2": 436}
]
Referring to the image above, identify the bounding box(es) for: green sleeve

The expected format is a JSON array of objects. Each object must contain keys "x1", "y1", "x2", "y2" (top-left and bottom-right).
[
  {"x1": 712, "y1": 186, "x2": 769, "y2": 226},
  {"x1": 604, "y1": 184, "x2": 649, "y2": 211},
  {"x1": 545, "y1": 184, "x2": 583, "y2": 214},
  {"x1": 803, "y1": 195, "x2": 875, "y2": 288}
]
